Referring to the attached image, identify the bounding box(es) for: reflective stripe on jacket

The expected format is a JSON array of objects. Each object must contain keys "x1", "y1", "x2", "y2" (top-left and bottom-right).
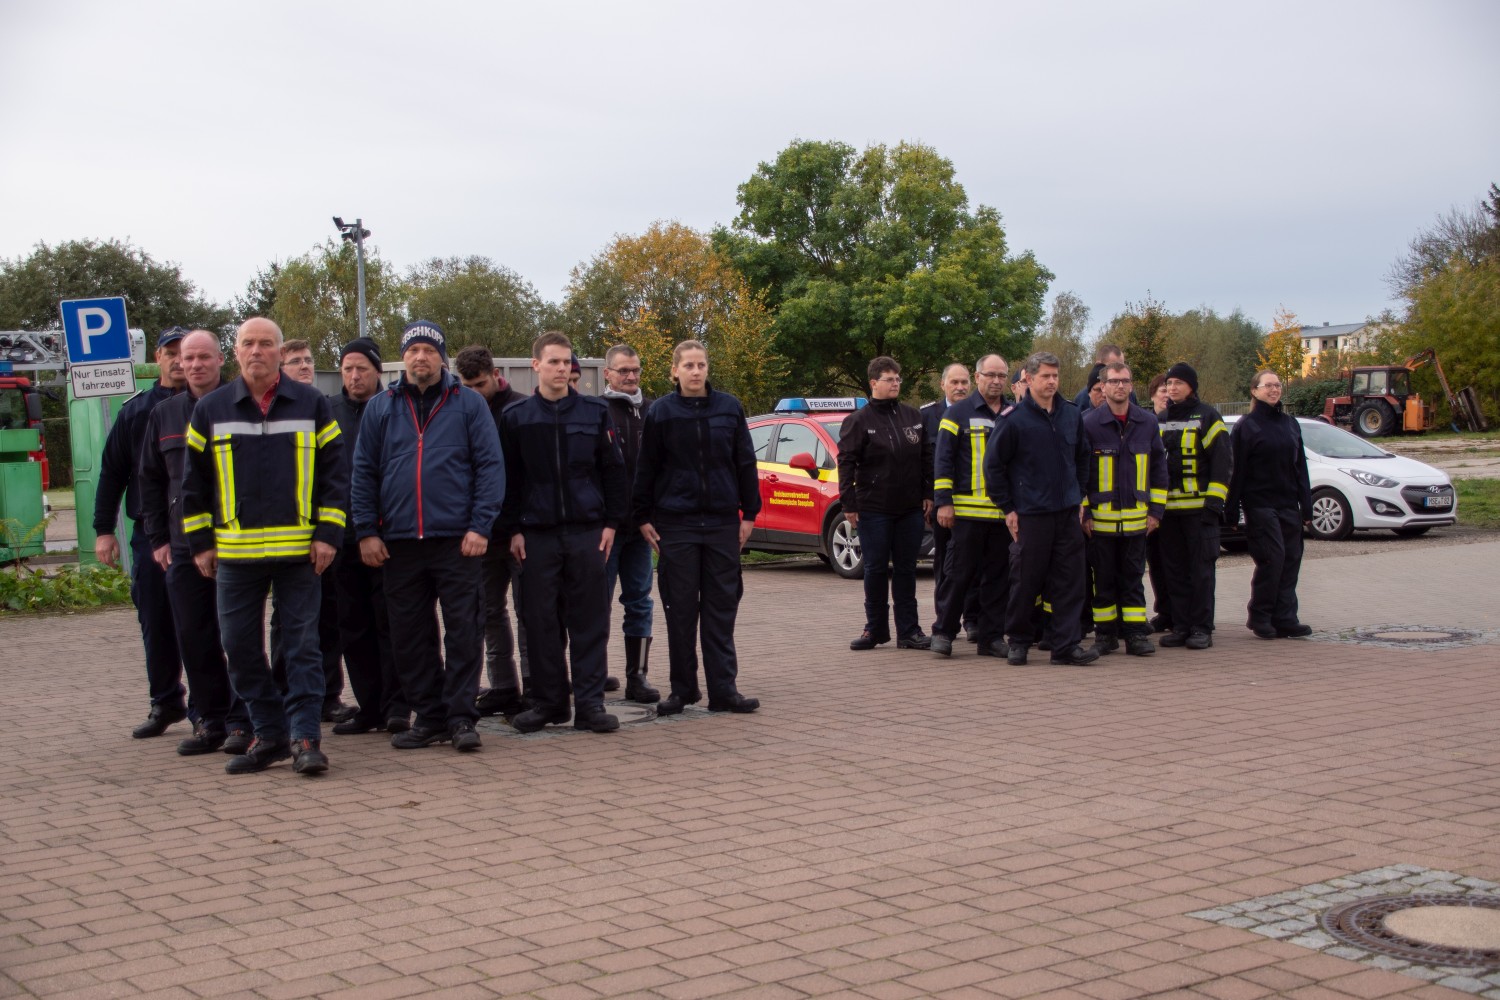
[
  {"x1": 1158, "y1": 396, "x2": 1230, "y2": 514},
  {"x1": 933, "y1": 393, "x2": 1003, "y2": 521},
  {"x1": 1080, "y1": 403, "x2": 1168, "y2": 535}
]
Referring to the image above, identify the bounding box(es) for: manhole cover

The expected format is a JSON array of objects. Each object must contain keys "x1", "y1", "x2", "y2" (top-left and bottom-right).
[
  {"x1": 1321, "y1": 894, "x2": 1500, "y2": 968},
  {"x1": 1334, "y1": 624, "x2": 1489, "y2": 651}
]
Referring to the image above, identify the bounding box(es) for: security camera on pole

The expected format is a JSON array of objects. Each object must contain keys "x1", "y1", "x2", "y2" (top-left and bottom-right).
[{"x1": 333, "y1": 217, "x2": 371, "y2": 340}]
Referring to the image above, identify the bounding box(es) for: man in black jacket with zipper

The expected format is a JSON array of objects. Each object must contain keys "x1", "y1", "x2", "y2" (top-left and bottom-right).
[
  {"x1": 838, "y1": 356, "x2": 933, "y2": 651},
  {"x1": 501, "y1": 332, "x2": 628, "y2": 735}
]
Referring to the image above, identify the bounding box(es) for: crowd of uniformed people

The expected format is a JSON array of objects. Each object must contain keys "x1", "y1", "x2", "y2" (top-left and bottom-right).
[
  {"x1": 98, "y1": 323, "x2": 1312, "y2": 777},
  {"x1": 98, "y1": 320, "x2": 759, "y2": 776}
]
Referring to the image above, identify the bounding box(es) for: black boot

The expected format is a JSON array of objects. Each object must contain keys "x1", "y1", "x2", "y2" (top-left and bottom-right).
[{"x1": 624, "y1": 636, "x2": 660, "y2": 703}]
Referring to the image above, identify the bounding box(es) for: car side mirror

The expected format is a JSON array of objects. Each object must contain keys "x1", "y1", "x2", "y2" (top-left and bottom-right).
[{"x1": 788, "y1": 452, "x2": 819, "y2": 477}]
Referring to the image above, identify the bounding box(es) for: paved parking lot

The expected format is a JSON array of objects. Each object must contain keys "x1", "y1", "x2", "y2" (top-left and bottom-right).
[{"x1": 2, "y1": 534, "x2": 1497, "y2": 999}]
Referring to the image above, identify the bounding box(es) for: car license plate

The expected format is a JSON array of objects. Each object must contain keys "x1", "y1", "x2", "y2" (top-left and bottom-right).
[{"x1": 1424, "y1": 496, "x2": 1453, "y2": 508}]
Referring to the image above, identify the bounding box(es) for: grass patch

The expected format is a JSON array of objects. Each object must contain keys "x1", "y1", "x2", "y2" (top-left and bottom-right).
[
  {"x1": 47, "y1": 486, "x2": 75, "y2": 510},
  {"x1": 1456, "y1": 478, "x2": 1500, "y2": 529}
]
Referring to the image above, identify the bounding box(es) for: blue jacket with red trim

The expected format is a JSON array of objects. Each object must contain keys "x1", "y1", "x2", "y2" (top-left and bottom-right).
[{"x1": 351, "y1": 369, "x2": 505, "y2": 542}]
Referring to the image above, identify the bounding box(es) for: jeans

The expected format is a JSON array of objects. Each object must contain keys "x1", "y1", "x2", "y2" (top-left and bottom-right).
[
  {"x1": 217, "y1": 560, "x2": 324, "y2": 743},
  {"x1": 605, "y1": 530, "x2": 655, "y2": 637},
  {"x1": 857, "y1": 509, "x2": 924, "y2": 639}
]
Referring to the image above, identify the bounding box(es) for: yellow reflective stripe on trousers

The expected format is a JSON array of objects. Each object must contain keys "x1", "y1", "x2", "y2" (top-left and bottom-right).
[
  {"x1": 1092, "y1": 605, "x2": 1119, "y2": 622},
  {"x1": 1121, "y1": 607, "x2": 1148, "y2": 623}
]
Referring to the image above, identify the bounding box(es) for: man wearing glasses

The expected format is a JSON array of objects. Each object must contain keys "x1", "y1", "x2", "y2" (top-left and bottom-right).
[
  {"x1": 840, "y1": 356, "x2": 933, "y2": 651},
  {"x1": 599, "y1": 344, "x2": 661, "y2": 702},
  {"x1": 1080, "y1": 363, "x2": 1167, "y2": 657},
  {"x1": 921, "y1": 363, "x2": 981, "y2": 641},
  {"x1": 930, "y1": 354, "x2": 1011, "y2": 658}
]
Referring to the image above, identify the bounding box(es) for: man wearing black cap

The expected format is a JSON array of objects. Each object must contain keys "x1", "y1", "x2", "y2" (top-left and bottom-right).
[
  {"x1": 94, "y1": 326, "x2": 187, "y2": 739},
  {"x1": 1156, "y1": 362, "x2": 1230, "y2": 650},
  {"x1": 352, "y1": 321, "x2": 505, "y2": 752},
  {"x1": 327, "y1": 337, "x2": 410, "y2": 735}
]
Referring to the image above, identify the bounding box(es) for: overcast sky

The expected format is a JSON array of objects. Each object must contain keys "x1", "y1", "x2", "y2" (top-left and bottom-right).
[{"x1": 2, "y1": 0, "x2": 1495, "y2": 336}]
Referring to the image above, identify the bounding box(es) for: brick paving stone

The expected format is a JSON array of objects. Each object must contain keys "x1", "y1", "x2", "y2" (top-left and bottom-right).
[{"x1": 2, "y1": 540, "x2": 1498, "y2": 998}]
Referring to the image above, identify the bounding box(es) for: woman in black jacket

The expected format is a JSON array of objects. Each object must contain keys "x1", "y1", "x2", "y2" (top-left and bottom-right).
[
  {"x1": 633, "y1": 340, "x2": 763, "y2": 716},
  {"x1": 1225, "y1": 370, "x2": 1314, "y2": 639}
]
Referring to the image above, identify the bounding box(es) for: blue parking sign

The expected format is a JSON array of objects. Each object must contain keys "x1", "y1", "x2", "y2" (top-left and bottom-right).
[{"x1": 60, "y1": 297, "x2": 133, "y2": 364}]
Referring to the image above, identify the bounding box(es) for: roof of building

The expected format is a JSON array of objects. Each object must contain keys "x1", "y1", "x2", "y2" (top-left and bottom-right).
[{"x1": 1299, "y1": 322, "x2": 1368, "y2": 341}]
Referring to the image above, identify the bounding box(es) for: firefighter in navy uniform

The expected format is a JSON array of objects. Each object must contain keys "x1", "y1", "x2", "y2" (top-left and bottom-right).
[
  {"x1": 181, "y1": 318, "x2": 349, "y2": 776},
  {"x1": 920, "y1": 363, "x2": 982, "y2": 641},
  {"x1": 929, "y1": 354, "x2": 1010, "y2": 657},
  {"x1": 1155, "y1": 362, "x2": 1231, "y2": 650},
  {"x1": 1079, "y1": 362, "x2": 1168, "y2": 658},
  {"x1": 138, "y1": 330, "x2": 251, "y2": 756},
  {"x1": 983, "y1": 351, "x2": 1098, "y2": 667},
  {"x1": 94, "y1": 326, "x2": 187, "y2": 739}
]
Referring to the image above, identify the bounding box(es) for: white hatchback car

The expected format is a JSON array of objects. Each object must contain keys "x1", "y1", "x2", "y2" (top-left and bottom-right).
[{"x1": 1223, "y1": 415, "x2": 1457, "y2": 540}]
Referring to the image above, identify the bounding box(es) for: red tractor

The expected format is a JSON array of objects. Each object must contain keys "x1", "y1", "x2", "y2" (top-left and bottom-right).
[{"x1": 1321, "y1": 350, "x2": 1487, "y2": 438}]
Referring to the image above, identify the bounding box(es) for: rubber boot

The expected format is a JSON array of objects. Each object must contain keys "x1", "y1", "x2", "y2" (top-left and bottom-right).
[{"x1": 624, "y1": 636, "x2": 660, "y2": 703}]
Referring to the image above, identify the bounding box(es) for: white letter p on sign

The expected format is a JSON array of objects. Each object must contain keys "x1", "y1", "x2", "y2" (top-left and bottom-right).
[{"x1": 78, "y1": 307, "x2": 111, "y2": 354}]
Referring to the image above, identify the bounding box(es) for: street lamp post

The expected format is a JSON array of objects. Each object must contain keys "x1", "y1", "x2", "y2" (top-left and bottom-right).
[{"x1": 332, "y1": 216, "x2": 371, "y2": 340}]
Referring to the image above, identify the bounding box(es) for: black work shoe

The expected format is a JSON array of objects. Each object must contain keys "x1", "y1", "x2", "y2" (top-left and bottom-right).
[
  {"x1": 177, "y1": 722, "x2": 227, "y2": 756},
  {"x1": 476, "y1": 687, "x2": 524, "y2": 717},
  {"x1": 386, "y1": 715, "x2": 411, "y2": 734},
  {"x1": 976, "y1": 641, "x2": 1005, "y2": 657},
  {"x1": 929, "y1": 634, "x2": 953, "y2": 656},
  {"x1": 1250, "y1": 623, "x2": 1279, "y2": 639},
  {"x1": 450, "y1": 720, "x2": 482, "y2": 751},
  {"x1": 656, "y1": 694, "x2": 688, "y2": 716},
  {"x1": 222, "y1": 729, "x2": 252, "y2": 755},
  {"x1": 849, "y1": 631, "x2": 889, "y2": 651},
  {"x1": 225, "y1": 738, "x2": 291, "y2": 774},
  {"x1": 625, "y1": 673, "x2": 660, "y2": 704},
  {"x1": 391, "y1": 726, "x2": 448, "y2": 749},
  {"x1": 291, "y1": 738, "x2": 328, "y2": 774},
  {"x1": 1125, "y1": 636, "x2": 1156, "y2": 657},
  {"x1": 1185, "y1": 630, "x2": 1213, "y2": 650},
  {"x1": 1036, "y1": 639, "x2": 1053, "y2": 652},
  {"x1": 574, "y1": 707, "x2": 620, "y2": 732},
  {"x1": 510, "y1": 707, "x2": 571, "y2": 733},
  {"x1": 603, "y1": 676, "x2": 621, "y2": 692},
  {"x1": 332, "y1": 717, "x2": 382, "y2": 735},
  {"x1": 1051, "y1": 644, "x2": 1103, "y2": 666},
  {"x1": 1277, "y1": 623, "x2": 1313, "y2": 638},
  {"x1": 1149, "y1": 615, "x2": 1173, "y2": 634},
  {"x1": 1006, "y1": 643, "x2": 1029, "y2": 666},
  {"x1": 964, "y1": 625, "x2": 980, "y2": 643},
  {"x1": 322, "y1": 700, "x2": 357, "y2": 724},
  {"x1": 896, "y1": 630, "x2": 931, "y2": 650},
  {"x1": 708, "y1": 693, "x2": 760, "y2": 713},
  {"x1": 132, "y1": 704, "x2": 187, "y2": 739},
  {"x1": 1093, "y1": 636, "x2": 1120, "y2": 656},
  {"x1": 1159, "y1": 631, "x2": 1189, "y2": 647}
]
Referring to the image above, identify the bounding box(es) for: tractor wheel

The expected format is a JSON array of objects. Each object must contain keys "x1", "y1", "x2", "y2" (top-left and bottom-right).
[
  {"x1": 1353, "y1": 401, "x2": 1394, "y2": 437},
  {"x1": 1308, "y1": 488, "x2": 1354, "y2": 541}
]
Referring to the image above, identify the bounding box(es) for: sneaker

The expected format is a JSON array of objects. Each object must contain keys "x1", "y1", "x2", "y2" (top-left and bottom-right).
[
  {"x1": 895, "y1": 630, "x2": 931, "y2": 650},
  {"x1": 707, "y1": 693, "x2": 760, "y2": 714},
  {"x1": 225, "y1": 738, "x2": 291, "y2": 774},
  {"x1": 1092, "y1": 636, "x2": 1120, "y2": 656},
  {"x1": 476, "y1": 687, "x2": 523, "y2": 716},
  {"x1": 1006, "y1": 643, "x2": 1029, "y2": 666},
  {"x1": 132, "y1": 704, "x2": 188, "y2": 739},
  {"x1": 1051, "y1": 644, "x2": 1103, "y2": 666},
  {"x1": 450, "y1": 720, "x2": 482, "y2": 751},
  {"x1": 331, "y1": 717, "x2": 382, "y2": 735},
  {"x1": 573, "y1": 707, "x2": 620, "y2": 732},
  {"x1": 510, "y1": 707, "x2": 571, "y2": 733},
  {"x1": 222, "y1": 729, "x2": 252, "y2": 755},
  {"x1": 1125, "y1": 636, "x2": 1156, "y2": 657},
  {"x1": 176, "y1": 721, "x2": 227, "y2": 756},
  {"x1": 1277, "y1": 623, "x2": 1313, "y2": 638},
  {"x1": 291, "y1": 738, "x2": 328, "y2": 774},
  {"x1": 1185, "y1": 630, "x2": 1213, "y2": 650},
  {"x1": 929, "y1": 634, "x2": 953, "y2": 657},
  {"x1": 849, "y1": 631, "x2": 889, "y2": 651},
  {"x1": 390, "y1": 726, "x2": 448, "y2": 749},
  {"x1": 1159, "y1": 631, "x2": 1189, "y2": 648}
]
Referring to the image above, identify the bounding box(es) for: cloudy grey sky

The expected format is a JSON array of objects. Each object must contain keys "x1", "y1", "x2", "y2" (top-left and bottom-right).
[{"x1": 2, "y1": 0, "x2": 1495, "y2": 335}]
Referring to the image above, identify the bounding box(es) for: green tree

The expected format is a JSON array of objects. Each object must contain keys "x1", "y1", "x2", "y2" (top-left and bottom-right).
[
  {"x1": 0, "y1": 238, "x2": 232, "y2": 335},
  {"x1": 714, "y1": 139, "x2": 1051, "y2": 395},
  {"x1": 1257, "y1": 307, "x2": 1305, "y2": 387},
  {"x1": 1106, "y1": 294, "x2": 1174, "y2": 391},
  {"x1": 267, "y1": 239, "x2": 407, "y2": 366},
  {"x1": 1167, "y1": 306, "x2": 1264, "y2": 403},
  {"x1": 406, "y1": 256, "x2": 555, "y2": 357},
  {"x1": 1032, "y1": 291, "x2": 1092, "y2": 394},
  {"x1": 562, "y1": 221, "x2": 787, "y2": 409}
]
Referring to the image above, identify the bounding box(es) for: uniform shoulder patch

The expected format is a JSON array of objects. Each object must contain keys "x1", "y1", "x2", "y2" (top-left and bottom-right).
[{"x1": 1000, "y1": 405, "x2": 1015, "y2": 416}]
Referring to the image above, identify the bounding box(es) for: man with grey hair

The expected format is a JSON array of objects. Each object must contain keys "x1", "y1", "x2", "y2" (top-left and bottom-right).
[
  {"x1": 983, "y1": 351, "x2": 1097, "y2": 666},
  {"x1": 921, "y1": 362, "x2": 980, "y2": 639}
]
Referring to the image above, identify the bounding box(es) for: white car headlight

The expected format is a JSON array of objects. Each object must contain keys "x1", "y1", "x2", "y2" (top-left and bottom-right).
[{"x1": 1341, "y1": 468, "x2": 1399, "y2": 489}]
